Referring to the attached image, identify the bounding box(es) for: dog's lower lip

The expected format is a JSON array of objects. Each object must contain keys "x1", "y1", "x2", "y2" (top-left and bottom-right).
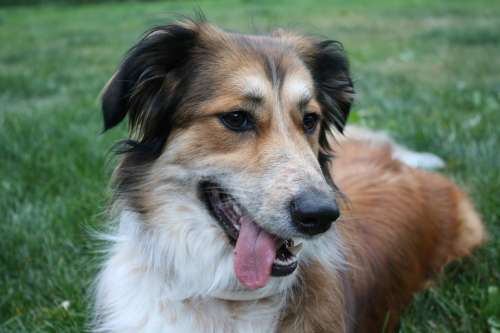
[
  {"x1": 199, "y1": 181, "x2": 299, "y2": 277},
  {"x1": 271, "y1": 261, "x2": 298, "y2": 276}
]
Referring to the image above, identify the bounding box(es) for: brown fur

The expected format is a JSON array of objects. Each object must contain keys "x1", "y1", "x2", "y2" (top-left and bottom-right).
[
  {"x1": 100, "y1": 20, "x2": 485, "y2": 332},
  {"x1": 278, "y1": 140, "x2": 485, "y2": 333},
  {"x1": 280, "y1": 261, "x2": 350, "y2": 333},
  {"x1": 103, "y1": 20, "x2": 353, "y2": 212}
]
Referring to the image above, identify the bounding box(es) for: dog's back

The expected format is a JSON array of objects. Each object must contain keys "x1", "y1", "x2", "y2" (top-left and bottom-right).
[{"x1": 280, "y1": 139, "x2": 485, "y2": 333}]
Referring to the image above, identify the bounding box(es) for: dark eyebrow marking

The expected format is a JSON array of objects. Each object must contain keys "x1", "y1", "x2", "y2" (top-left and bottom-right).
[
  {"x1": 243, "y1": 91, "x2": 264, "y2": 105},
  {"x1": 298, "y1": 94, "x2": 312, "y2": 110}
]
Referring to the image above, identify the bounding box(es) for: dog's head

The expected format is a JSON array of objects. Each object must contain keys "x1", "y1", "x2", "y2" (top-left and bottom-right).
[{"x1": 102, "y1": 20, "x2": 353, "y2": 299}]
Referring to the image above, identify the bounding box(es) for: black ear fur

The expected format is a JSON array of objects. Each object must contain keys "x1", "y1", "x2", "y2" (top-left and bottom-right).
[
  {"x1": 101, "y1": 23, "x2": 198, "y2": 146},
  {"x1": 309, "y1": 40, "x2": 354, "y2": 187},
  {"x1": 101, "y1": 69, "x2": 128, "y2": 130},
  {"x1": 311, "y1": 40, "x2": 354, "y2": 133}
]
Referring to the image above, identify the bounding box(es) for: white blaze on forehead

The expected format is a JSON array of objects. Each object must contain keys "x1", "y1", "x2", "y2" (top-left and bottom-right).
[{"x1": 282, "y1": 75, "x2": 312, "y2": 105}]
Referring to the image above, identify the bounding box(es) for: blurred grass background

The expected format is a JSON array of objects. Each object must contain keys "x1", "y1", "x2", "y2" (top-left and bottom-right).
[{"x1": 0, "y1": 0, "x2": 499, "y2": 332}]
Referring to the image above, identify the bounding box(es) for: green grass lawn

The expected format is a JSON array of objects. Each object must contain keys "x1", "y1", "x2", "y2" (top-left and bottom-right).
[{"x1": 0, "y1": 0, "x2": 499, "y2": 332}]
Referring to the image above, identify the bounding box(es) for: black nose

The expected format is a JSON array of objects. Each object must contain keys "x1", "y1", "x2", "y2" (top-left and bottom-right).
[{"x1": 290, "y1": 189, "x2": 340, "y2": 236}]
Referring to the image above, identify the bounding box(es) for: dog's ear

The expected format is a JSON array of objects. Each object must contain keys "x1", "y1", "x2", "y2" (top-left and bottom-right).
[
  {"x1": 303, "y1": 40, "x2": 354, "y2": 188},
  {"x1": 309, "y1": 40, "x2": 354, "y2": 133},
  {"x1": 101, "y1": 22, "x2": 198, "y2": 133}
]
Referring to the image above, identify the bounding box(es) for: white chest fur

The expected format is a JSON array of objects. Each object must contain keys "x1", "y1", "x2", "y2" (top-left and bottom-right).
[
  {"x1": 92, "y1": 211, "x2": 287, "y2": 333},
  {"x1": 94, "y1": 247, "x2": 283, "y2": 333}
]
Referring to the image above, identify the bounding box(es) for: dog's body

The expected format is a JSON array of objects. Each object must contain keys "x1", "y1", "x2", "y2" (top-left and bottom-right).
[{"x1": 93, "y1": 20, "x2": 485, "y2": 333}]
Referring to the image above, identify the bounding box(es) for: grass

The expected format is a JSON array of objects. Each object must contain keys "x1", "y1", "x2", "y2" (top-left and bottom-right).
[{"x1": 0, "y1": 0, "x2": 498, "y2": 332}]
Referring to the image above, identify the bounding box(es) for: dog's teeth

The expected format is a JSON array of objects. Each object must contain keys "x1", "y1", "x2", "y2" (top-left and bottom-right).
[
  {"x1": 232, "y1": 204, "x2": 241, "y2": 216},
  {"x1": 274, "y1": 256, "x2": 298, "y2": 266},
  {"x1": 288, "y1": 242, "x2": 303, "y2": 256}
]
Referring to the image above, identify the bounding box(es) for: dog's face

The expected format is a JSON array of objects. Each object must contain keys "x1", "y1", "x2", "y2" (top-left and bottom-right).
[{"x1": 102, "y1": 21, "x2": 353, "y2": 298}]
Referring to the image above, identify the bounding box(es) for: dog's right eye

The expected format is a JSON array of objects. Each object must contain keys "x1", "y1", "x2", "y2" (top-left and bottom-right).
[{"x1": 219, "y1": 111, "x2": 255, "y2": 132}]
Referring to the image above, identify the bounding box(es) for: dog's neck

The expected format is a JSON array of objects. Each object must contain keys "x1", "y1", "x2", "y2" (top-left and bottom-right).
[
  {"x1": 168, "y1": 296, "x2": 285, "y2": 333},
  {"x1": 95, "y1": 247, "x2": 287, "y2": 333},
  {"x1": 94, "y1": 241, "x2": 349, "y2": 333},
  {"x1": 94, "y1": 207, "x2": 349, "y2": 333},
  {"x1": 93, "y1": 209, "x2": 292, "y2": 333}
]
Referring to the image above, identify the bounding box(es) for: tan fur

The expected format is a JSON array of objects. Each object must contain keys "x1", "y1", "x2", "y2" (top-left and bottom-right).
[
  {"x1": 454, "y1": 194, "x2": 486, "y2": 257},
  {"x1": 280, "y1": 262, "x2": 348, "y2": 333},
  {"x1": 99, "y1": 20, "x2": 485, "y2": 333},
  {"x1": 115, "y1": 23, "x2": 334, "y2": 239},
  {"x1": 277, "y1": 140, "x2": 486, "y2": 332}
]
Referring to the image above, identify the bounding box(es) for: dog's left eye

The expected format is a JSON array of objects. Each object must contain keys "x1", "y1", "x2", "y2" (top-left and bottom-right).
[
  {"x1": 219, "y1": 111, "x2": 255, "y2": 132},
  {"x1": 303, "y1": 113, "x2": 320, "y2": 134}
]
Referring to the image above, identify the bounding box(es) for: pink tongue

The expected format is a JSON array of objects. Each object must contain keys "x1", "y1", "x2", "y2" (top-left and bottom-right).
[{"x1": 234, "y1": 216, "x2": 277, "y2": 289}]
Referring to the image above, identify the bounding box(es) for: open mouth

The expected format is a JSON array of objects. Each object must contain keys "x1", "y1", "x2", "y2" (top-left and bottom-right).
[{"x1": 200, "y1": 181, "x2": 302, "y2": 289}]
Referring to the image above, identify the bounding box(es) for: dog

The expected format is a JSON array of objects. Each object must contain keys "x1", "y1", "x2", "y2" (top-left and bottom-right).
[{"x1": 93, "y1": 19, "x2": 486, "y2": 333}]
